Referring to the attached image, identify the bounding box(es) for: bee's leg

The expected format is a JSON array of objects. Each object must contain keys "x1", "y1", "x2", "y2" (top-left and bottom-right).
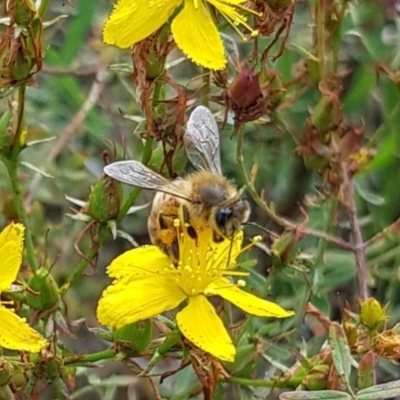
[
  {"x1": 169, "y1": 241, "x2": 179, "y2": 265},
  {"x1": 182, "y1": 205, "x2": 198, "y2": 242}
]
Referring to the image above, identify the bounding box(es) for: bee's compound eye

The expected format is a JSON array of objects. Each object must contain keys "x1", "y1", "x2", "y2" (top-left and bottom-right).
[{"x1": 216, "y1": 207, "x2": 233, "y2": 227}]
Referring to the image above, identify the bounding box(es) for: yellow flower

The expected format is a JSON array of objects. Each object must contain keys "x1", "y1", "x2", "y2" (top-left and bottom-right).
[
  {"x1": 97, "y1": 219, "x2": 293, "y2": 362},
  {"x1": 0, "y1": 223, "x2": 47, "y2": 352},
  {"x1": 103, "y1": 0, "x2": 259, "y2": 70}
]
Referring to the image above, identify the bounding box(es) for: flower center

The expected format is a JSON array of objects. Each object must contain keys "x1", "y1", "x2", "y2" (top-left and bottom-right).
[
  {"x1": 170, "y1": 224, "x2": 231, "y2": 295},
  {"x1": 164, "y1": 218, "x2": 258, "y2": 296}
]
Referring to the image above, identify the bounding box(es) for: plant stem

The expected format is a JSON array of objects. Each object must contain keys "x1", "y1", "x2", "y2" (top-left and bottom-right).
[
  {"x1": 4, "y1": 86, "x2": 38, "y2": 271},
  {"x1": 315, "y1": 0, "x2": 326, "y2": 81},
  {"x1": 364, "y1": 215, "x2": 400, "y2": 248},
  {"x1": 59, "y1": 247, "x2": 97, "y2": 295},
  {"x1": 228, "y1": 376, "x2": 302, "y2": 388},
  {"x1": 235, "y1": 125, "x2": 353, "y2": 251},
  {"x1": 341, "y1": 164, "x2": 368, "y2": 301},
  {"x1": 38, "y1": 0, "x2": 51, "y2": 17},
  {"x1": 64, "y1": 349, "x2": 117, "y2": 366}
]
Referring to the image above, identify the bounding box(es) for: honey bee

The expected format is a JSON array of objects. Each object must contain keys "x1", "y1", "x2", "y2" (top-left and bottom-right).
[{"x1": 104, "y1": 106, "x2": 250, "y2": 261}]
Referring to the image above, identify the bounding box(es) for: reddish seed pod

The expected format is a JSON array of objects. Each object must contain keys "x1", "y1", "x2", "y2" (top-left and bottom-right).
[{"x1": 228, "y1": 67, "x2": 262, "y2": 110}]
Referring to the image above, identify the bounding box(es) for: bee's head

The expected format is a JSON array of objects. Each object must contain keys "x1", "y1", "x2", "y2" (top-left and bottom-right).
[{"x1": 214, "y1": 198, "x2": 250, "y2": 238}]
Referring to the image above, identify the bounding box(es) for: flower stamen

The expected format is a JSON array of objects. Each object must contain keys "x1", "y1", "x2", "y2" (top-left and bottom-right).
[{"x1": 207, "y1": 0, "x2": 260, "y2": 40}]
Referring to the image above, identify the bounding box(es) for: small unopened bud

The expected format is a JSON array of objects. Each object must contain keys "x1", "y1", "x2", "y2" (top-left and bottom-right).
[
  {"x1": 0, "y1": 358, "x2": 13, "y2": 387},
  {"x1": 26, "y1": 267, "x2": 60, "y2": 311},
  {"x1": 311, "y1": 94, "x2": 340, "y2": 138},
  {"x1": 114, "y1": 321, "x2": 152, "y2": 352},
  {"x1": 0, "y1": 109, "x2": 13, "y2": 152},
  {"x1": 360, "y1": 298, "x2": 386, "y2": 330},
  {"x1": 303, "y1": 366, "x2": 329, "y2": 390},
  {"x1": 14, "y1": 0, "x2": 37, "y2": 26},
  {"x1": 11, "y1": 46, "x2": 35, "y2": 82},
  {"x1": 228, "y1": 67, "x2": 262, "y2": 110},
  {"x1": 343, "y1": 321, "x2": 358, "y2": 348},
  {"x1": 144, "y1": 51, "x2": 165, "y2": 80},
  {"x1": 87, "y1": 176, "x2": 122, "y2": 222}
]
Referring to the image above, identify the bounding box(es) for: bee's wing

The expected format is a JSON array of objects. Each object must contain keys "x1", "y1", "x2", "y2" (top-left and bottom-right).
[
  {"x1": 104, "y1": 160, "x2": 187, "y2": 199},
  {"x1": 184, "y1": 105, "x2": 222, "y2": 175}
]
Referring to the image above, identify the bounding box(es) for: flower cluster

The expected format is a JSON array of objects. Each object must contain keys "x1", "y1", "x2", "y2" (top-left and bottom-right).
[
  {"x1": 0, "y1": 223, "x2": 46, "y2": 352},
  {"x1": 103, "y1": 0, "x2": 260, "y2": 70},
  {"x1": 97, "y1": 213, "x2": 293, "y2": 362}
]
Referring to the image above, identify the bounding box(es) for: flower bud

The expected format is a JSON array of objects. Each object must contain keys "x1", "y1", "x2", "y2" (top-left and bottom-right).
[
  {"x1": 87, "y1": 176, "x2": 122, "y2": 222},
  {"x1": 114, "y1": 321, "x2": 152, "y2": 352},
  {"x1": 26, "y1": 267, "x2": 60, "y2": 311},
  {"x1": 343, "y1": 321, "x2": 358, "y2": 348},
  {"x1": 11, "y1": 47, "x2": 35, "y2": 82},
  {"x1": 311, "y1": 94, "x2": 340, "y2": 139},
  {"x1": 14, "y1": 0, "x2": 37, "y2": 26},
  {"x1": 360, "y1": 298, "x2": 386, "y2": 330},
  {"x1": 0, "y1": 358, "x2": 13, "y2": 387},
  {"x1": 303, "y1": 370, "x2": 328, "y2": 390},
  {"x1": 228, "y1": 67, "x2": 262, "y2": 110},
  {"x1": 144, "y1": 51, "x2": 165, "y2": 80},
  {"x1": 0, "y1": 108, "x2": 13, "y2": 152}
]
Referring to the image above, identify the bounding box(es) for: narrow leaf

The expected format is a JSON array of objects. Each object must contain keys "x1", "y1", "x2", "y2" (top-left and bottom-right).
[
  {"x1": 329, "y1": 323, "x2": 353, "y2": 382},
  {"x1": 280, "y1": 390, "x2": 352, "y2": 400},
  {"x1": 357, "y1": 379, "x2": 400, "y2": 400},
  {"x1": 20, "y1": 161, "x2": 54, "y2": 178}
]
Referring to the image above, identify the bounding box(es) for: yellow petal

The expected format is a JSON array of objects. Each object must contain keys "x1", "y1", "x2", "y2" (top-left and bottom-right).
[
  {"x1": 103, "y1": 0, "x2": 180, "y2": 48},
  {"x1": 171, "y1": 1, "x2": 226, "y2": 70},
  {"x1": 97, "y1": 274, "x2": 186, "y2": 328},
  {"x1": 176, "y1": 295, "x2": 235, "y2": 362},
  {"x1": 0, "y1": 223, "x2": 24, "y2": 292},
  {"x1": 206, "y1": 278, "x2": 294, "y2": 318},
  {"x1": 0, "y1": 306, "x2": 46, "y2": 352},
  {"x1": 107, "y1": 246, "x2": 171, "y2": 280}
]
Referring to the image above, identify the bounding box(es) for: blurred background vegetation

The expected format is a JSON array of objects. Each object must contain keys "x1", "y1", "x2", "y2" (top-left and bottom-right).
[{"x1": 2, "y1": 0, "x2": 400, "y2": 399}]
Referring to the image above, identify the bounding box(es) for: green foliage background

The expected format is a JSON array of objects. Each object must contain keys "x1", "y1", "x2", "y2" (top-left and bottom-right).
[{"x1": 1, "y1": 0, "x2": 400, "y2": 399}]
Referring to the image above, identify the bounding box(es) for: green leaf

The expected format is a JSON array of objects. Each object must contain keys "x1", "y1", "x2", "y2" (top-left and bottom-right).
[
  {"x1": 357, "y1": 351, "x2": 375, "y2": 391},
  {"x1": 279, "y1": 390, "x2": 352, "y2": 400},
  {"x1": 329, "y1": 323, "x2": 353, "y2": 382},
  {"x1": 354, "y1": 181, "x2": 385, "y2": 206},
  {"x1": 357, "y1": 379, "x2": 400, "y2": 400}
]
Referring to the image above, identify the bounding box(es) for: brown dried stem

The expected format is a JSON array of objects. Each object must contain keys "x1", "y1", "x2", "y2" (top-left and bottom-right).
[
  {"x1": 235, "y1": 125, "x2": 354, "y2": 251},
  {"x1": 341, "y1": 163, "x2": 369, "y2": 301}
]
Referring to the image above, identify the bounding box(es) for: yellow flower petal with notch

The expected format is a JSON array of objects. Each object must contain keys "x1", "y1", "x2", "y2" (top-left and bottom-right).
[
  {"x1": 0, "y1": 223, "x2": 25, "y2": 292},
  {"x1": 171, "y1": 1, "x2": 226, "y2": 70},
  {"x1": 106, "y1": 246, "x2": 172, "y2": 280},
  {"x1": 0, "y1": 306, "x2": 47, "y2": 352},
  {"x1": 103, "y1": 0, "x2": 179, "y2": 48},
  {"x1": 0, "y1": 223, "x2": 47, "y2": 352},
  {"x1": 97, "y1": 262, "x2": 186, "y2": 328},
  {"x1": 176, "y1": 294, "x2": 235, "y2": 362},
  {"x1": 206, "y1": 277, "x2": 294, "y2": 318}
]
